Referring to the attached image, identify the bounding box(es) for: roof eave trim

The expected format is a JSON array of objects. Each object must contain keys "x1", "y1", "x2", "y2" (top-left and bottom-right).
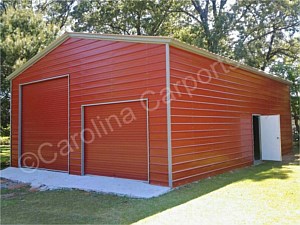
[
  {"x1": 170, "y1": 39, "x2": 292, "y2": 85},
  {"x1": 68, "y1": 32, "x2": 172, "y2": 44},
  {"x1": 6, "y1": 32, "x2": 70, "y2": 81}
]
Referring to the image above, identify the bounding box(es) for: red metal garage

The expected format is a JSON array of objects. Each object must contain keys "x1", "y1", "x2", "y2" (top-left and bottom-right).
[{"x1": 8, "y1": 32, "x2": 292, "y2": 187}]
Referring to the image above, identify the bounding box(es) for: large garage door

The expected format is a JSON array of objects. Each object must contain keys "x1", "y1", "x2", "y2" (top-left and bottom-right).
[
  {"x1": 84, "y1": 100, "x2": 148, "y2": 181},
  {"x1": 21, "y1": 77, "x2": 68, "y2": 171}
]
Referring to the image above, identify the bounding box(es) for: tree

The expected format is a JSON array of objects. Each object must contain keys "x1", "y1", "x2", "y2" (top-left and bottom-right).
[
  {"x1": 271, "y1": 62, "x2": 300, "y2": 136},
  {"x1": 0, "y1": 5, "x2": 59, "y2": 133},
  {"x1": 35, "y1": 0, "x2": 76, "y2": 30},
  {"x1": 232, "y1": 0, "x2": 300, "y2": 70},
  {"x1": 71, "y1": 0, "x2": 183, "y2": 36},
  {"x1": 176, "y1": 0, "x2": 237, "y2": 55}
]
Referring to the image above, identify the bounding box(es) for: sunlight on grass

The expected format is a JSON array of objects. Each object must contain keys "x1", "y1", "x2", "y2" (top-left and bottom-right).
[{"x1": 135, "y1": 164, "x2": 300, "y2": 225}]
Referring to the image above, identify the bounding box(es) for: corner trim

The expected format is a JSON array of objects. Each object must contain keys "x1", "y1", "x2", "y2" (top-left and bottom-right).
[
  {"x1": 9, "y1": 81, "x2": 12, "y2": 167},
  {"x1": 166, "y1": 44, "x2": 172, "y2": 187},
  {"x1": 18, "y1": 85, "x2": 22, "y2": 167}
]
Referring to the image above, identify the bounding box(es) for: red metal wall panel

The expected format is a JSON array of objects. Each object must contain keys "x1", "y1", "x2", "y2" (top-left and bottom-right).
[
  {"x1": 170, "y1": 46, "x2": 292, "y2": 187},
  {"x1": 84, "y1": 101, "x2": 148, "y2": 180},
  {"x1": 11, "y1": 38, "x2": 168, "y2": 186},
  {"x1": 21, "y1": 77, "x2": 68, "y2": 171},
  {"x1": 11, "y1": 36, "x2": 292, "y2": 188}
]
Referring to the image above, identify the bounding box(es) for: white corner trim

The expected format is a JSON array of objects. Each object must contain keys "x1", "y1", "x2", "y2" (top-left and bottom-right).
[
  {"x1": 18, "y1": 84, "x2": 22, "y2": 168},
  {"x1": 166, "y1": 44, "x2": 172, "y2": 187},
  {"x1": 9, "y1": 80, "x2": 12, "y2": 167}
]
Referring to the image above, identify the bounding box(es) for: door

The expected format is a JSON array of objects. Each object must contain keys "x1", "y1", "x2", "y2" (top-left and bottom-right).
[
  {"x1": 252, "y1": 116, "x2": 261, "y2": 160},
  {"x1": 21, "y1": 77, "x2": 68, "y2": 171},
  {"x1": 83, "y1": 100, "x2": 148, "y2": 181},
  {"x1": 260, "y1": 115, "x2": 282, "y2": 161}
]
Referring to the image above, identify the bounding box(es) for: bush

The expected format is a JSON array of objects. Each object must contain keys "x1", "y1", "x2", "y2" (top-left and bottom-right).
[
  {"x1": 0, "y1": 126, "x2": 10, "y2": 137},
  {"x1": 0, "y1": 136, "x2": 10, "y2": 145}
]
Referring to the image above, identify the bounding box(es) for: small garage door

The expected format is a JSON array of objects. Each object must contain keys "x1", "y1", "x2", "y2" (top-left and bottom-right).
[
  {"x1": 21, "y1": 77, "x2": 68, "y2": 171},
  {"x1": 84, "y1": 100, "x2": 148, "y2": 181}
]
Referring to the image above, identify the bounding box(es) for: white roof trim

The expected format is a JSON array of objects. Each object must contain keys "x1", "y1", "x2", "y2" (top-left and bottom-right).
[
  {"x1": 7, "y1": 32, "x2": 291, "y2": 85},
  {"x1": 69, "y1": 32, "x2": 171, "y2": 44}
]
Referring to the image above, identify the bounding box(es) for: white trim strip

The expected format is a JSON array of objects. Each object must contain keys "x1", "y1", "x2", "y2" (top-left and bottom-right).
[
  {"x1": 81, "y1": 105, "x2": 85, "y2": 176},
  {"x1": 67, "y1": 76, "x2": 70, "y2": 174},
  {"x1": 19, "y1": 74, "x2": 69, "y2": 86},
  {"x1": 81, "y1": 98, "x2": 149, "y2": 107},
  {"x1": 166, "y1": 44, "x2": 173, "y2": 187},
  {"x1": 18, "y1": 85, "x2": 22, "y2": 168},
  {"x1": 9, "y1": 80, "x2": 12, "y2": 167},
  {"x1": 81, "y1": 98, "x2": 150, "y2": 183},
  {"x1": 69, "y1": 32, "x2": 171, "y2": 44},
  {"x1": 146, "y1": 99, "x2": 150, "y2": 182}
]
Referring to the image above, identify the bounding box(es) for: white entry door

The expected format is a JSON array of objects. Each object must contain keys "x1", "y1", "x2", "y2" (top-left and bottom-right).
[{"x1": 260, "y1": 115, "x2": 282, "y2": 161}]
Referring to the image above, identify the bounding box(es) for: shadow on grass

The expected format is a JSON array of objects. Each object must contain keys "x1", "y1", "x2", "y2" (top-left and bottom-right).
[{"x1": 247, "y1": 163, "x2": 293, "y2": 181}]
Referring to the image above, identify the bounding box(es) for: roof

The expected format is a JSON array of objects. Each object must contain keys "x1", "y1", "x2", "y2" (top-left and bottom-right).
[{"x1": 7, "y1": 32, "x2": 291, "y2": 85}]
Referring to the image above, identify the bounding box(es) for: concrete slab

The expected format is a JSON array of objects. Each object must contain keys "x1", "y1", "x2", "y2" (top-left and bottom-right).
[{"x1": 0, "y1": 167, "x2": 170, "y2": 198}]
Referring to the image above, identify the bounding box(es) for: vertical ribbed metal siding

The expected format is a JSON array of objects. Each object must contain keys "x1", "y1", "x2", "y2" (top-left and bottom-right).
[
  {"x1": 170, "y1": 46, "x2": 292, "y2": 187},
  {"x1": 11, "y1": 38, "x2": 169, "y2": 186}
]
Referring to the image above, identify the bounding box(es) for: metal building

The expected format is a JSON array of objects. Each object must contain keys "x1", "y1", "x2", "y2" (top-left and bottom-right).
[{"x1": 8, "y1": 33, "x2": 292, "y2": 187}]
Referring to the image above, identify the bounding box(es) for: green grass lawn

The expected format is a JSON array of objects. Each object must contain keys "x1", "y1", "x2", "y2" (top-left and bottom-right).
[
  {"x1": 1, "y1": 145, "x2": 299, "y2": 224},
  {"x1": 0, "y1": 145, "x2": 10, "y2": 169}
]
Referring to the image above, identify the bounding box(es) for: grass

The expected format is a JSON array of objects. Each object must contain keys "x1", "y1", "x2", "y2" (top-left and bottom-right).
[
  {"x1": 1, "y1": 145, "x2": 299, "y2": 224},
  {"x1": 0, "y1": 136, "x2": 10, "y2": 145},
  {"x1": 0, "y1": 145, "x2": 10, "y2": 169}
]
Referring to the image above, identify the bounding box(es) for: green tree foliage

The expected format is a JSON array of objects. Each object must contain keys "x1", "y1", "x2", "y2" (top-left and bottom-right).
[
  {"x1": 71, "y1": 0, "x2": 183, "y2": 36},
  {"x1": 271, "y1": 62, "x2": 300, "y2": 135},
  {"x1": 0, "y1": 4, "x2": 59, "y2": 131},
  {"x1": 232, "y1": 0, "x2": 300, "y2": 70},
  {"x1": 35, "y1": 0, "x2": 76, "y2": 29},
  {"x1": 177, "y1": 0, "x2": 236, "y2": 55}
]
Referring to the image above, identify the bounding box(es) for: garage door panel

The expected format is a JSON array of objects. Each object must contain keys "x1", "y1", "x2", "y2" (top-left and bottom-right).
[
  {"x1": 84, "y1": 100, "x2": 148, "y2": 181},
  {"x1": 21, "y1": 77, "x2": 68, "y2": 171}
]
